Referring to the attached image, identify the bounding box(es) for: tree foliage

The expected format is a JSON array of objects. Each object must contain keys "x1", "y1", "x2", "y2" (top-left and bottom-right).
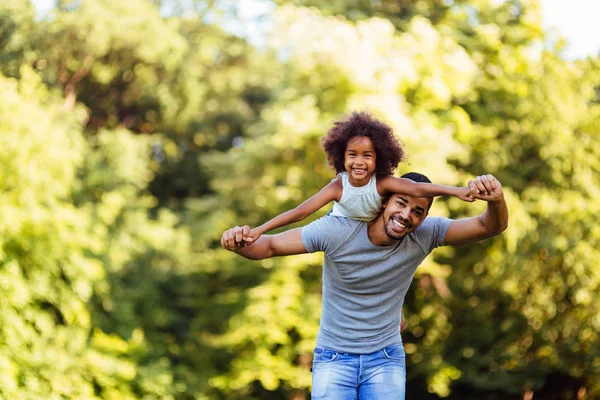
[{"x1": 1, "y1": 0, "x2": 598, "y2": 399}]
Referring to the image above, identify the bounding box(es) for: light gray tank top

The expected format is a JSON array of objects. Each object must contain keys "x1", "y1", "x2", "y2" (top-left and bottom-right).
[{"x1": 331, "y1": 172, "x2": 382, "y2": 221}]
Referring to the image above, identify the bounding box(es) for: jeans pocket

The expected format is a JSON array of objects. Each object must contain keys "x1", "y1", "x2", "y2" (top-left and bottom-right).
[
  {"x1": 313, "y1": 347, "x2": 339, "y2": 363},
  {"x1": 383, "y1": 343, "x2": 406, "y2": 361}
]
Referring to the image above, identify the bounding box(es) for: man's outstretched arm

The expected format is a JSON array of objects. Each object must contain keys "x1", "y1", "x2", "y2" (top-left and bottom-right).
[
  {"x1": 443, "y1": 174, "x2": 509, "y2": 246},
  {"x1": 221, "y1": 225, "x2": 307, "y2": 260}
]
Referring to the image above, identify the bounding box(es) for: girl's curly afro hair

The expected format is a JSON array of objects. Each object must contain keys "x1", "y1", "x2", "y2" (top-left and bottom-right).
[{"x1": 322, "y1": 111, "x2": 406, "y2": 177}]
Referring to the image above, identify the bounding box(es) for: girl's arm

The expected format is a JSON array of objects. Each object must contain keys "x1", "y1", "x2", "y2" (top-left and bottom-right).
[
  {"x1": 245, "y1": 178, "x2": 343, "y2": 244},
  {"x1": 377, "y1": 175, "x2": 476, "y2": 202}
]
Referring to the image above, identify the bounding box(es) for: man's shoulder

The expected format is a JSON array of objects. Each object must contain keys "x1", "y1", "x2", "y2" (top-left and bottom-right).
[
  {"x1": 411, "y1": 216, "x2": 453, "y2": 251},
  {"x1": 304, "y1": 215, "x2": 364, "y2": 232},
  {"x1": 301, "y1": 216, "x2": 364, "y2": 252},
  {"x1": 417, "y1": 216, "x2": 448, "y2": 229}
]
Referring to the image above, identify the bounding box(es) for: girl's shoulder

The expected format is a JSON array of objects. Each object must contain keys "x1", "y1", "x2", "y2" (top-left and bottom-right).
[
  {"x1": 376, "y1": 174, "x2": 392, "y2": 184},
  {"x1": 375, "y1": 174, "x2": 391, "y2": 191},
  {"x1": 377, "y1": 174, "x2": 416, "y2": 197},
  {"x1": 331, "y1": 173, "x2": 344, "y2": 185},
  {"x1": 323, "y1": 174, "x2": 343, "y2": 199}
]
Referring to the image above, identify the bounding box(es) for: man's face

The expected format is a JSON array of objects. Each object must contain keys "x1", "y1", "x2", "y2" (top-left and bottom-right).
[{"x1": 382, "y1": 193, "x2": 430, "y2": 240}]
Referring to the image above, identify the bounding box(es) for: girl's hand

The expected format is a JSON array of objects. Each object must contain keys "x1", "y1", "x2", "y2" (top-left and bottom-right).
[
  {"x1": 457, "y1": 186, "x2": 478, "y2": 202},
  {"x1": 244, "y1": 228, "x2": 263, "y2": 246}
]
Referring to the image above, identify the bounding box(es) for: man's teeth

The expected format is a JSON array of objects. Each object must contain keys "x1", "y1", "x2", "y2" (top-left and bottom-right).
[{"x1": 392, "y1": 220, "x2": 408, "y2": 229}]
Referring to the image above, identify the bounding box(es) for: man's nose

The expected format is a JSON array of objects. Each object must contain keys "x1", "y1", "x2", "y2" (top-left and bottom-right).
[{"x1": 398, "y1": 208, "x2": 409, "y2": 220}]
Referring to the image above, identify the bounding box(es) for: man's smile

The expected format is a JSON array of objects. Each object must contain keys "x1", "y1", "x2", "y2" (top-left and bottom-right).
[
  {"x1": 388, "y1": 215, "x2": 411, "y2": 235},
  {"x1": 391, "y1": 219, "x2": 408, "y2": 229}
]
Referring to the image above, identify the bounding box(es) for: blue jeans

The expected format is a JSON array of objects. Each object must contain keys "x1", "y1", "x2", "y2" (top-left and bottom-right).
[{"x1": 311, "y1": 344, "x2": 406, "y2": 400}]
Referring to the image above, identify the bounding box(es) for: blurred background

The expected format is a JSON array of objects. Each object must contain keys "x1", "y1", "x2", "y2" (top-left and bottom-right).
[{"x1": 1, "y1": 0, "x2": 599, "y2": 399}]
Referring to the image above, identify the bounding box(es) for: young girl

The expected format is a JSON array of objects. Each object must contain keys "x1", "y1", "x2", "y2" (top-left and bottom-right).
[{"x1": 244, "y1": 111, "x2": 474, "y2": 243}]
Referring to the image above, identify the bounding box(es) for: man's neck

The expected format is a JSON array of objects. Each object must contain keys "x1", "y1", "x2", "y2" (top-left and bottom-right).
[{"x1": 367, "y1": 217, "x2": 400, "y2": 247}]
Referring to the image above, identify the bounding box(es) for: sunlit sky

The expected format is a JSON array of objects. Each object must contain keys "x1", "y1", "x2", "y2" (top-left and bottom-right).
[
  {"x1": 541, "y1": 0, "x2": 600, "y2": 59},
  {"x1": 233, "y1": 0, "x2": 600, "y2": 59},
  {"x1": 30, "y1": 0, "x2": 600, "y2": 59}
]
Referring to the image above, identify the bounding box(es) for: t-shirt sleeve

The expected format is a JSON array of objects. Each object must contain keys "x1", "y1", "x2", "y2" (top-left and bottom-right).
[
  {"x1": 301, "y1": 216, "x2": 351, "y2": 254},
  {"x1": 413, "y1": 216, "x2": 453, "y2": 253}
]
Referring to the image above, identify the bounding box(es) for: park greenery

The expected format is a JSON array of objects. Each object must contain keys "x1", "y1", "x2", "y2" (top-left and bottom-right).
[{"x1": 0, "y1": 0, "x2": 599, "y2": 398}]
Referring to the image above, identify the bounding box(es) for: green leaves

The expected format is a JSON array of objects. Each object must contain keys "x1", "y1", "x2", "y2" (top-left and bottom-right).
[
  {"x1": 2, "y1": 0, "x2": 600, "y2": 398},
  {"x1": 0, "y1": 60, "x2": 188, "y2": 399}
]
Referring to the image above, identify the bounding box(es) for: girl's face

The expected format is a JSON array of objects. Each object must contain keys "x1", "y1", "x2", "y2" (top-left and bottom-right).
[{"x1": 344, "y1": 136, "x2": 377, "y2": 187}]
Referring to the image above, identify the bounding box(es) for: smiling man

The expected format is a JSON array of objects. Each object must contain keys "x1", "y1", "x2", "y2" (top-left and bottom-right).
[{"x1": 221, "y1": 172, "x2": 508, "y2": 400}]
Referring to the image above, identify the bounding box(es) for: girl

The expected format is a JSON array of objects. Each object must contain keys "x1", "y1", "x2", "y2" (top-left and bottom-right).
[{"x1": 244, "y1": 111, "x2": 474, "y2": 243}]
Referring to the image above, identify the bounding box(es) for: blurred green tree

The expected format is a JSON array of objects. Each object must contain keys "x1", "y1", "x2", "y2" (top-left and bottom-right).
[
  {"x1": 0, "y1": 66, "x2": 191, "y2": 399},
  {"x1": 1, "y1": 0, "x2": 598, "y2": 399},
  {"x1": 205, "y1": 1, "x2": 600, "y2": 399}
]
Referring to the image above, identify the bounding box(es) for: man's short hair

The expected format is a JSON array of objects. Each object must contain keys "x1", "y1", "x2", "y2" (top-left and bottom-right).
[
  {"x1": 382, "y1": 172, "x2": 434, "y2": 211},
  {"x1": 400, "y1": 172, "x2": 431, "y2": 184}
]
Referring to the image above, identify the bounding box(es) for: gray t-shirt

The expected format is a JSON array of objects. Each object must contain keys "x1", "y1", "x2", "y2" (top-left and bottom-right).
[{"x1": 301, "y1": 215, "x2": 452, "y2": 354}]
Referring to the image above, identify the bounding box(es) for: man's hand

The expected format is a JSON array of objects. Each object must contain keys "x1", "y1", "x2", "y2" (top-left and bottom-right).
[
  {"x1": 400, "y1": 314, "x2": 407, "y2": 332},
  {"x1": 468, "y1": 174, "x2": 504, "y2": 202},
  {"x1": 443, "y1": 174, "x2": 508, "y2": 246},
  {"x1": 220, "y1": 225, "x2": 307, "y2": 260},
  {"x1": 221, "y1": 225, "x2": 251, "y2": 250}
]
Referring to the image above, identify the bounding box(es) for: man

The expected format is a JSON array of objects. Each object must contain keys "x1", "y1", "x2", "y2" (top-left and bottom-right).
[{"x1": 221, "y1": 173, "x2": 508, "y2": 399}]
